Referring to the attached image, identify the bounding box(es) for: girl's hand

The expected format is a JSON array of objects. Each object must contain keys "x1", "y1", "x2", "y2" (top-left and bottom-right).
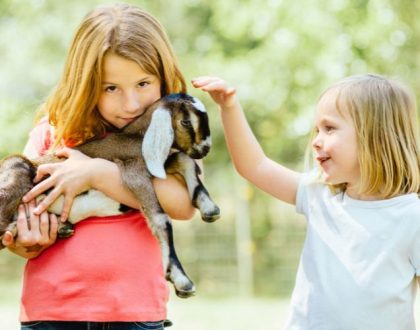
[
  {"x1": 2, "y1": 200, "x2": 58, "y2": 259},
  {"x1": 22, "y1": 147, "x2": 95, "y2": 222},
  {"x1": 192, "y1": 76, "x2": 237, "y2": 109}
]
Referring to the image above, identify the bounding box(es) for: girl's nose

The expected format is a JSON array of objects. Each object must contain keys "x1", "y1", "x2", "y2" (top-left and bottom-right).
[
  {"x1": 312, "y1": 133, "x2": 322, "y2": 149},
  {"x1": 123, "y1": 91, "x2": 140, "y2": 113}
]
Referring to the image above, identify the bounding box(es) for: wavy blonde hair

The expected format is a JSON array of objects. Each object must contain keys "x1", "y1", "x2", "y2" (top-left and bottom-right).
[
  {"x1": 39, "y1": 3, "x2": 186, "y2": 148},
  {"x1": 308, "y1": 74, "x2": 419, "y2": 198}
]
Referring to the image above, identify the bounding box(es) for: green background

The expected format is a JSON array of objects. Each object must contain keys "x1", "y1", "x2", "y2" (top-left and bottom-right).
[{"x1": 0, "y1": 0, "x2": 419, "y2": 299}]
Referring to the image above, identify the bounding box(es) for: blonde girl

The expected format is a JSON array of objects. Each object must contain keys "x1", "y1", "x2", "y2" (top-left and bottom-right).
[
  {"x1": 193, "y1": 73, "x2": 420, "y2": 329},
  {"x1": 3, "y1": 4, "x2": 195, "y2": 330}
]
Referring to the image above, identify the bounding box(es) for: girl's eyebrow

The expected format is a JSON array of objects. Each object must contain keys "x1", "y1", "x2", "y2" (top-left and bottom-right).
[{"x1": 101, "y1": 76, "x2": 154, "y2": 85}]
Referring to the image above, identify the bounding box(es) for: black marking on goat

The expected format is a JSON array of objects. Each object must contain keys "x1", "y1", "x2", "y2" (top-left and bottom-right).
[
  {"x1": 182, "y1": 104, "x2": 196, "y2": 142},
  {"x1": 166, "y1": 93, "x2": 194, "y2": 103},
  {"x1": 118, "y1": 204, "x2": 133, "y2": 213},
  {"x1": 196, "y1": 110, "x2": 210, "y2": 140},
  {"x1": 165, "y1": 222, "x2": 194, "y2": 298},
  {"x1": 194, "y1": 157, "x2": 202, "y2": 176}
]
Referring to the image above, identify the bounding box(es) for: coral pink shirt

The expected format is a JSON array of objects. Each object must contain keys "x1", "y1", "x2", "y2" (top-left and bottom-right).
[{"x1": 20, "y1": 118, "x2": 169, "y2": 322}]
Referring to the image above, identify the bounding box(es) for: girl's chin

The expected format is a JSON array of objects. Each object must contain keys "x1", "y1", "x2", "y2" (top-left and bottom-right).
[{"x1": 321, "y1": 172, "x2": 343, "y2": 185}]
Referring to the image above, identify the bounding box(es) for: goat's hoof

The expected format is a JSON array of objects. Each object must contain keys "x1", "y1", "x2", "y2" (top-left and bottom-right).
[
  {"x1": 175, "y1": 285, "x2": 196, "y2": 299},
  {"x1": 57, "y1": 223, "x2": 75, "y2": 238},
  {"x1": 202, "y1": 207, "x2": 221, "y2": 223}
]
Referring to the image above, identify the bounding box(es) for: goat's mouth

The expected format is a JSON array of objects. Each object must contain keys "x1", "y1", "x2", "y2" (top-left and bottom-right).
[
  {"x1": 189, "y1": 150, "x2": 206, "y2": 159},
  {"x1": 188, "y1": 145, "x2": 210, "y2": 159}
]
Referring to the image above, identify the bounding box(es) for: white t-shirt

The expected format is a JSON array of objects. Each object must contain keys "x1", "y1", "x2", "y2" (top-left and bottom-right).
[{"x1": 284, "y1": 172, "x2": 420, "y2": 330}]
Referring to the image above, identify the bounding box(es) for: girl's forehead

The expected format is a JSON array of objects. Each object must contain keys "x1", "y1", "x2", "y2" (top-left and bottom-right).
[
  {"x1": 316, "y1": 90, "x2": 338, "y2": 115},
  {"x1": 102, "y1": 53, "x2": 155, "y2": 82},
  {"x1": 316, "y1": 88, "x2": 350, "y2": 120}
]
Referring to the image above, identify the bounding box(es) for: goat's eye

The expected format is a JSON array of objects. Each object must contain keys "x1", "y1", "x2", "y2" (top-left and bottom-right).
[{"x1": 181, "y1": 119, "x2": 192, "y2": 127}]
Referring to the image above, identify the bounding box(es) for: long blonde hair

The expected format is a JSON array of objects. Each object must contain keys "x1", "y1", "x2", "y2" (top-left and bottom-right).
[
  {"x1": 39, "y1": 3, "x2": 186, "y2": 148},
  {"x1": 309, "y1": 74, "x2": 420, "y2": 198}
]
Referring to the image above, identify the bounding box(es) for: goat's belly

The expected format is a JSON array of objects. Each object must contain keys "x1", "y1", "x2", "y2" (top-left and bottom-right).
[
  {"x1": 45, "y1": 189, "x2": 123, "y2": 223},
  {"x1": 20, "y1": 211, "x2": 169, "y2": 322}
]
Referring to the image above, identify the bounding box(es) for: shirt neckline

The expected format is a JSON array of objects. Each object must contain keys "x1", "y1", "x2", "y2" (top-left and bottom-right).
[{"x1": 342, "y1": 192, "x2": 418, "y2": 208}]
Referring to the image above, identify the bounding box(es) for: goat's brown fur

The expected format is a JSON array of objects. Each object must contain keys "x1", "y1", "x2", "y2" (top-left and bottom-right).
[{"x1": 0, "y1": 93, "x2": 220, "y2": 298}]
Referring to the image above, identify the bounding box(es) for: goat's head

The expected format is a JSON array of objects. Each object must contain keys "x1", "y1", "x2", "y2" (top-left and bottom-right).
[{"x1": 142, "y1": 93, "x2": 212, "y2": 179}]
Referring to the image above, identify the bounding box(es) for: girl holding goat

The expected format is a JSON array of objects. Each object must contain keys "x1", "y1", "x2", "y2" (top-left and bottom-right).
[
  {"x1": 193, "y1": 74, "x2": 420, "y2": 329},
  {"x1": 3, "y1": 4, "x2": 196, "y2": 330}
]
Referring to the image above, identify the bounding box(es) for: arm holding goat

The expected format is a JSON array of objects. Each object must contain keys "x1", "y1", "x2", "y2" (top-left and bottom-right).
[{"x1": 0, "y1": 93, "x2": 220, "y2": 297}]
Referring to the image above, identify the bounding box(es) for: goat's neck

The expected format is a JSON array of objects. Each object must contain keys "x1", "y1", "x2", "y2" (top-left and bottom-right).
[{"x1": 121, "y1": 109, "x2": 155, "y2": 136}]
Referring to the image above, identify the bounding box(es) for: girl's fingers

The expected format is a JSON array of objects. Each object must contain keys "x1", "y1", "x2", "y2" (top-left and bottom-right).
[
  {"x1": 2, "y1": 231, "x2": 15, "y2": 247},
  {"x1": 191, "y1": 76, "x2": 215, "y2": 85},
  {"x1": 39, "y1": 209, "x2": 50, "y2": 235},
  {"x1": 49, "y1": 213, "x2": 58, "y2": 242},
  {"x1": 16, "y1": 204, "x2": 30, "y2": 232},
  {"x1": 38, "y1": 210, "x2": 51, "y2": 245},
  {"x1": 33, "y1": 163, "x2": 55, "y2": 183},
  {"x1": 193, "y1": 78, "x2": 234, "y2": 96},
  {"x1": 23, "y1": 176, "x2": 55, "y2": 203},
  {"x1": 226, "y1": 87, "x2": 236, "y2": 95},
  {"x1": 28, "y1": 200, "x2": 40, "y2": 234},
  {"x1": 54, "y1": 147, "x2": 73, "y2": 159},
  {"x1": 33, "y1": 186, "x2": 62, "y2": 215},
  {"x1": 60, "y1": 195, "x2": 75, "y2": 223},
  {"x1": 15, "y1": 204, "x2": 37, "y2": 246},
  {"x1": 192, "y1": 77, "x2": 224, "y2": 88}
]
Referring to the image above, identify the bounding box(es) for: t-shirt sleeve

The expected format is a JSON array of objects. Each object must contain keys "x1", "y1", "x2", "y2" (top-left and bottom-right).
[
  {"x1": 23, "y1": 117, "x2": 53, "y2": 158},
  {"x1": 296, "y1": 176, "x2": 307, "y2": 215},
  {"x1": 295, "y1": 171, "x2": 317, "y2": 216}
]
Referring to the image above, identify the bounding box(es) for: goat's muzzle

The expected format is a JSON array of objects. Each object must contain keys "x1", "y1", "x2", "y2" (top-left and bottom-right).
[{"x1": 189, "y1": 143, "x2": 211, "y2": 159}]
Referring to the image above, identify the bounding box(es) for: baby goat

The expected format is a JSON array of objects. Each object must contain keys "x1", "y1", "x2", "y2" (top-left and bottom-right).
[{"x1": 0, "y1": 93, "x2": 220, "y2": 298}]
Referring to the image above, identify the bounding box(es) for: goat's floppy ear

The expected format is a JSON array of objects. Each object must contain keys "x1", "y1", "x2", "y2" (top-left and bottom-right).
[{"x1": 142, "y1": 108, "x2": 174, "y2": 179}]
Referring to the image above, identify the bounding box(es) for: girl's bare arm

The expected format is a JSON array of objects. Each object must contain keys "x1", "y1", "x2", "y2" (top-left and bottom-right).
[
  {"x1": 23, "y1": 148, "x2": 195, "y2": 221},
  {"x1": 193, "y1": 77, "x2": 300, "y2": 205}
]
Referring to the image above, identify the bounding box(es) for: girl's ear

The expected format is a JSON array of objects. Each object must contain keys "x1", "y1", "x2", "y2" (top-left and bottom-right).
[{"x1": 142, "y1": 108, "x2": 174, "y2": 179}]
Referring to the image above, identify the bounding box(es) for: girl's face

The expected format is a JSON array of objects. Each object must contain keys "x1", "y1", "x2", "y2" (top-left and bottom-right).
[
  {"x1": 312, "y1": 90, "x2": 360, "y2": 191},
  {"x1": 97, "y1": 53, "x2": 161, "y2": 129}
]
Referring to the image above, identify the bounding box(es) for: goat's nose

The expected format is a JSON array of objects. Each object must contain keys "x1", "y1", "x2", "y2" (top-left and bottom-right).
[{"x1": 201, "y1": 145, "x2": 210, "y2": 155}]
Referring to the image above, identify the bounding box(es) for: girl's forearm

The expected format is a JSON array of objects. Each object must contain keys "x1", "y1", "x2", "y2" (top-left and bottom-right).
[
  {"x1": 90, "y1": 158, "x2": 140, "y2": 209},
  {"x1": 220, "y1": 101, "x2": 266, "y2": 179},
  {"x1": 91, "y1": 158, "x2": 195, "y2": 220}
]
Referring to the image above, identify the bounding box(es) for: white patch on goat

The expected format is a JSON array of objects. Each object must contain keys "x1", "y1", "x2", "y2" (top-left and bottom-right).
[
  {"x1": 46, "y1": 190, "x2": 122, "y2": 223},
  {"x1": 181, "y1": 163, "x2": 199, "y2": 199},
  {"x1": 192, "y1": 97, "x2": 206, "y2": 113},
  {"x1": 196, "y1": 193, "x2": 218, "y2": 215},
  {"x1": 142, "y1": 108, "x2": 174, "y2": 179},
  {"x1": 196, "y1": 135, "x2": 212, "y2": 152},
  {"x1": 170, "y1": 265, "x2": 195, "y2": 290}
]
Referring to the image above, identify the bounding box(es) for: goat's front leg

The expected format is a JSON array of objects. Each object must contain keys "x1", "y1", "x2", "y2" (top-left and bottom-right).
[
  {"x1": 115, "y1": 158, "x2": 195, "y2": 298},
  {"x1": 165, "y1": 152, "x2": 220, "y2": 223}
]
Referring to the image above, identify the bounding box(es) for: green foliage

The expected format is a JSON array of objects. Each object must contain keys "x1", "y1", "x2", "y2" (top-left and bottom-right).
[{"x1": 0, "y1": 0, "x2": 419, "y2": 296}]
